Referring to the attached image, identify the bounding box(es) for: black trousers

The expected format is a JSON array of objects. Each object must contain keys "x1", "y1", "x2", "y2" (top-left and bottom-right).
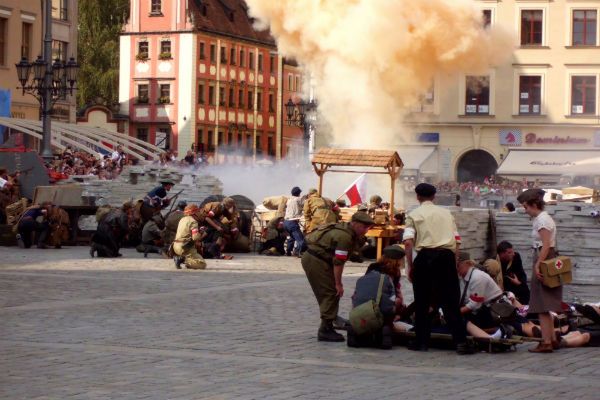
[{"x1": 412, "y1": 248, "x2": 466, "y2": 346}]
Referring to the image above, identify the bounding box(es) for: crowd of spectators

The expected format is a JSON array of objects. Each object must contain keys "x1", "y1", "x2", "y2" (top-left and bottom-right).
[{"x1": 435, "y1": 177, "x2": 531, "y2": 197}]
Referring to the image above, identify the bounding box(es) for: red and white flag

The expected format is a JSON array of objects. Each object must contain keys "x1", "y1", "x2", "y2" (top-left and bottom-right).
[{"x1": 342, "y1": 174, "x2": 367, "y2": 206}]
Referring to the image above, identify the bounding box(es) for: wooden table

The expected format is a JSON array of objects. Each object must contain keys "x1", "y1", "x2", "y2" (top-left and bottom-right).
[{"x1": 365, "y1": 225, "x2": 403, "y2": 259}]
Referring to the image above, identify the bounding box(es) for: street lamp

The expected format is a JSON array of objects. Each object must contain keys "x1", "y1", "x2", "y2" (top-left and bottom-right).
[
  {"x1": 14, "y1": 0, "x2": 79, "y2": 161},
  {"x1": 285, "y1": 98, "x2": 317, "y2": 156}
]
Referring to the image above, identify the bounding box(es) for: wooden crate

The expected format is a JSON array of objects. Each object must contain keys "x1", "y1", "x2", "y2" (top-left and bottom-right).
[{"x1": 5, "y1": 198, "x2": 28, "y2": 226}]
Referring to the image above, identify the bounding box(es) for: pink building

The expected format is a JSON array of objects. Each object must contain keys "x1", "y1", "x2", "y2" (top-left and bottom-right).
[{"x1": 119, "y1": 0, "x2": 284, "y2": 163}]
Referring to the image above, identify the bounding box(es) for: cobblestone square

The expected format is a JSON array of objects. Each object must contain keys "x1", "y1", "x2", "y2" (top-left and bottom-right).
[{"x1": 1, "y1": 247, "x2": 598, "y2": 400}]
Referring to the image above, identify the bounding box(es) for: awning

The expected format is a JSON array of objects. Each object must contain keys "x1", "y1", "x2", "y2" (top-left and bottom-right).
[
  {"x1": 497, "y1": 150, "x2": 600, "y2": 176},
  {"x1": 398, "y1": 146, "x2": 436, "y2": 173}
]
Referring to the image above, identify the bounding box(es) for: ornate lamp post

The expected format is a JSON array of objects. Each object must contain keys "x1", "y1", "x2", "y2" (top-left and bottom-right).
[
  {"x1": 285, "y1": 98, "x2": 317, "y2": 156},
  {"x1": 14, "y1": 0, "x2": 79, "y2": 161}
]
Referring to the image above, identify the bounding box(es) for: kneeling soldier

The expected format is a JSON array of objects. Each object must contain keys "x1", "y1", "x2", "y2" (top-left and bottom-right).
[
  {"x1": 172, "y1": 204, "x2": 207, "y2": 270},
  {"x1": 301, "y1": 212, "x2": 374, "y2": 342}
]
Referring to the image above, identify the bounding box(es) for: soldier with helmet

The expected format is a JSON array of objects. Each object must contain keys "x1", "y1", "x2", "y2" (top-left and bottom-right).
[
  {"x1": 302, "y1": 212, "x2": 375, "y2": 342},
  {"x1": 303, "y1": 188, "x2": 338, "y2": 234},
  {"x1": 199, "y1": 197, "x2": 238, "y2": 259},
  {"x1": 367, "y1": 194, "x2": 383, "y2": 218},
  {"x1": 140, "y1": 178, "x2": 176, "y2": 223},
  {"x1": 172, "y1": 204, "x2": 207, "y2": 270}
]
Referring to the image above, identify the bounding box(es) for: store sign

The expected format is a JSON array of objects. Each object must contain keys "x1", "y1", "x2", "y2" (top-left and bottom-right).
[
  {"x1": 524, "y1": 133, "x2": 589, "y2": 145},
  {"x1": 417, "y1": 132, "x2": 439, "y2": 143},
  {"x1": 499, "y1": 128, "x2": 522, "y2": 146}
]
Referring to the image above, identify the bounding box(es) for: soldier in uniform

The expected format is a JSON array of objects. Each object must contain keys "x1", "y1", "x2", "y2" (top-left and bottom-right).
[
  {"x1": 367, "y1": 194, "x2": 383, "y2": 218},
  {"x1": 46, "y1": 204, "x2": 70, "y2": 249},
  {"x1": 138, "y1": 214, "x2": 165, "y2": 257},
  {"x1": 163, "y1": 200, "x2": 187, "y2": 246},
  {"x1": 303, "y1": 188, "x2": 338, "y2": 234},
  {"x1": 16, "y1": 202, "x2": 52, "y2": 249},
  {"x1": 90, "y1": 202, "x2": 133, "y2": 258},
  {"x1": 301, "y1": 212, "x2": 375, "y2": 342},
  {"x1": 261, "y1": 215, "x2": 286, "y2": 256},
  {"x1": 172, "y1": 204, "x2": 207, "y2": 270},
  {"x1": 140, "y1": 178, "x2": 175, "y2": 223},
  {"x1": 200, "y1": 197, "x2": 238, "y2": 259},
  {"x1": 402, "y1": 183, "x2": 474, "y2": 355}
]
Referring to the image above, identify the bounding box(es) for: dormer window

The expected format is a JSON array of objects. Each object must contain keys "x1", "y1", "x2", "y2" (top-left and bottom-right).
[{"x1": 150, "y1": 0, "x2": 162, "y2": 15}]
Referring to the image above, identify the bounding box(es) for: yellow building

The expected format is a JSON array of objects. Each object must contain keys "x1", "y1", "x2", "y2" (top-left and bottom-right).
[
  {"x1": 403, "y1": 0, "x2": 600, "y2": 184},
  {"x1": 0, "y1": 0, "x2": 78, "y2": 124}
]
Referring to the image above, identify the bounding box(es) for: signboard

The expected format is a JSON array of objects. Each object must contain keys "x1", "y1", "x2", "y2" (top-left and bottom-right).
[
  {"x1": 525, "y1": 133, "x2": 589, "y2": 145},
  {"x1": 417, "y1": 132, "x2": 439, "y2": 143},
  {"x1": 499, "y1": 128, "x2": 522, "y2": 146}
]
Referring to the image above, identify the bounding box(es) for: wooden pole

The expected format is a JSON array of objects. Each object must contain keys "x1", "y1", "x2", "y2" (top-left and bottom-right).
[{"x1": 389, "y1": 169, "x2": 396, "y2": 223}]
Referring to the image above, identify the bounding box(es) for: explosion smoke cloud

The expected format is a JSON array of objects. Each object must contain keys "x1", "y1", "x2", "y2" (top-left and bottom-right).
[{"x1": 246, "y1": 0, "x2": 514, "y2": 148}]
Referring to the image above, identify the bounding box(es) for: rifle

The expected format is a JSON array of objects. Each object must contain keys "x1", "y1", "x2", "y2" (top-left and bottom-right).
[{"x1": 166, "y1": 189, "x2": 184, "y2": 214}]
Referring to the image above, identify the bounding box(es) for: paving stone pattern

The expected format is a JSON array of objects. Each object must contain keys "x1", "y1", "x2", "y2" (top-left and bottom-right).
[{"x1": 1, "y1": 247, "x2": 599, "y2": 400}]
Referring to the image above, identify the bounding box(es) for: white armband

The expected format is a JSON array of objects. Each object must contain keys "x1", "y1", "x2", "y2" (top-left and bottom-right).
[{"x1": 403, "y1": 227, "x2": 416, "y2": 240}]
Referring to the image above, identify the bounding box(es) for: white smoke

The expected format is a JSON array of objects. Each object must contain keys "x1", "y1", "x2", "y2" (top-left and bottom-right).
[{"x1": 246, "y1": 0, "x2": 514, "y2": 148}]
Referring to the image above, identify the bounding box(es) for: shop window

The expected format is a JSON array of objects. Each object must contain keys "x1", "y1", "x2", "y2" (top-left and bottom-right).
[
  {"x1": 573, "y1": 10, "x2": 597, "y2": 46},
  {"x1": 571, "y1": 76, "x2": 596, "y2": 115},
  {"x1": 521, "y1": 10, "x2": 543, "y2": 45},
  {"x1": 518, "y1": 76, "x2": 541, "y2": 115},
  {"x1": 465, "y1": 76, "x2": 490, "y2": 115}
]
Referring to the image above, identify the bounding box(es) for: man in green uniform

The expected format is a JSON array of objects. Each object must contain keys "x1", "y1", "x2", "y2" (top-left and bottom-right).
[
  {"x1": 303, "y1": 188, "x2": 338, "y2": 233},
  {"x1": 163, "y1": 200, "x2": 187, "y2": 246},
  {"x1": 302, "y1": 212, "x2": 375, "y2": 342},
  {"x1": 172, "y1": 204, "x2": 207, "y2": 270}
]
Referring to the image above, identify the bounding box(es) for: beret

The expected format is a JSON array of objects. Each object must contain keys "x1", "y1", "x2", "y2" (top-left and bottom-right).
[
  {"x1": 382, "y1": 245, "x2": 406, "y2": 260},
  {"x1": 291, "y1": 186, "x2": 302, "y2": 196},
  {"x1": 351, "y1": 212, "x2": 375, "y2": 225},
  {"x1": 415, "y1": 183, "x2": 436, "y2": 197}
]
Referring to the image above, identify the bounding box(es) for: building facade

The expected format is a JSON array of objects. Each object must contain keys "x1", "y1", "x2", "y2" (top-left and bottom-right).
[
  {"x1": 119, "y1": 0, "x2": 286, "y2": 163},
  {"x1": 281, "y1": 58, "x2": 306, "y2": 160},
  {"x1": 402, "y1": 0, "x2": 600, "y2": 183},
  {"x1": 0, "y1": 0, "x2": 78, "y2": 124}
]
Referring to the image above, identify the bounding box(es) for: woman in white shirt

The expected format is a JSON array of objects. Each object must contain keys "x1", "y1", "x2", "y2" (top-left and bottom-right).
[{"x1": 517, "y1": 189, "x2": 561, "y2": 353}]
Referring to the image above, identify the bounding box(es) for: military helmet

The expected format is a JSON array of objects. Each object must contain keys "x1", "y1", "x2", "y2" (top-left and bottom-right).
[
  {"x1": 369, "y1": 195, "x2": 382, "y2": 204},
  {"x1": 184, "y1": 204, "x2": 200, "y2": 216},
  {"x1": 177, "y1": 200, "x2": 188, "y2": 210}
]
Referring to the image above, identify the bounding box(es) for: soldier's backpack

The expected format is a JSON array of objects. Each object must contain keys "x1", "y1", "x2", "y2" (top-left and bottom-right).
[{"x1": 349, "y1": 273, "x2": 385, "y2": 335}]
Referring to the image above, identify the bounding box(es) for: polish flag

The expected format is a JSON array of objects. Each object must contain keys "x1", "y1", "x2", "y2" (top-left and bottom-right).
[{"x1": 343, "y1": 174, "x2": 367, "y2": 206}]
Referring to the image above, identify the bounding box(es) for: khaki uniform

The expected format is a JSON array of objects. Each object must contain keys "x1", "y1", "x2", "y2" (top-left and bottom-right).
[
  {"x1": 173, "y1": 215, "x2": 207, "y2": 270},
  {"x1": 303, "y1": 195, "x2": 337, "y2": 233},
  {"x1": 163, "y1": 210, "x2": 184, "y2": 245},
  {"x1": 301, "y1": 222, "x2": 357, "y2": 321},
  {"x1": 199, "y1": 202, "x2": 224, "y2": 224}
]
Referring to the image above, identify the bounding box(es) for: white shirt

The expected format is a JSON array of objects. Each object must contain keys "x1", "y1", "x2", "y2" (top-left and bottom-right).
[
  {"x1": 459, "y1": 267, "x2": 503, "y2": 312},
  {"x1": 284, "y1": 196, "x2": 303, "y2": 220},
  {"x1": 532, "y1": 211, "x2": 556, "y2": 248},
  {"x1": 111, "y1": 150, "x2": 121, "y2": 162}
]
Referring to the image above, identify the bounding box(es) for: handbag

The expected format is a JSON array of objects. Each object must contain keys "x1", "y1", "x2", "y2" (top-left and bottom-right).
[
  {"x1": 349, "y1": 274, "x2": 385, "y2": 335},
  {"x1": 488, "y1": 297, "x2": 517, "y2": 323}
]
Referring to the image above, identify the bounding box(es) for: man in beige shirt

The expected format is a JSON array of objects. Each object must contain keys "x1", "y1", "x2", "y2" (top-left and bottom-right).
[{"x1": 403, "y1": 183, "x2": 472, "y2": 355}]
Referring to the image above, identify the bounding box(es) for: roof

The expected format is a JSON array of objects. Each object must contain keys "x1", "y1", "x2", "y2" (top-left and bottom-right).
[
  {"x1": 191, "y1": 0, "x2": 275, "y2": 47},
  {"x1": 497, "y1": 149, "x2": 600, "y2": 176},
  {"x1": 312, "y1": 148, "x2": 403, "y2": 169}
]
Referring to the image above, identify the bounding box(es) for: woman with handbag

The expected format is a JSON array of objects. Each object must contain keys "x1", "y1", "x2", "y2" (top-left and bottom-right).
[{"x1": 517, "y1": 189, "x2": 561, "y2": 353}]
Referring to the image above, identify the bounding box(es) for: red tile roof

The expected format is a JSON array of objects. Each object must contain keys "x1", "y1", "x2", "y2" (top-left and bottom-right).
[{"x1": 191, "y1": 0, "x2": 276, "y2": 47}]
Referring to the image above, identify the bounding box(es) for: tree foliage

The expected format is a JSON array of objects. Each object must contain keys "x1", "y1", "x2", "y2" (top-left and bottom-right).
[{"x1": 77, "y1": 0, "x2": 129, "y2": 108}]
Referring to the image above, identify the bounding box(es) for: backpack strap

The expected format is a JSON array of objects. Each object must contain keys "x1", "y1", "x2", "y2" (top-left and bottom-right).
[
  {"x1": 459, "y1": 268, "x2": 475, "y2": 306},
  {"x1": 375, "y1": 273, "x2": 385, "y2": 306}
]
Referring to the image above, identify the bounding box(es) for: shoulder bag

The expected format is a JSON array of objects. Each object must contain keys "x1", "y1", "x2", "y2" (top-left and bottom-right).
[{"x1": 349, "y1": 273, "x2": 386, "y2": 335}]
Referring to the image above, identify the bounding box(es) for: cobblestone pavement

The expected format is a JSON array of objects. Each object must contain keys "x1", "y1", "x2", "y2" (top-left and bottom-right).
[{"x1": 1, "y1": 247, "x2": 599, "y2": 400}]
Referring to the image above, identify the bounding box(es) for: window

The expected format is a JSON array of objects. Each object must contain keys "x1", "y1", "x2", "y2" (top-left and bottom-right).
[
  {"x1": 218, "y1": 131, "x2": 224, "y2": 146},
  {"x1": 573, "y1": 10, "x2": 597, "y2": 46},
  {"x1": 219, "y1": 86, "x2": 225, "y2": 106},
  {"x1": 210, "y1": 44, "x2": 216, "y2": 63},
  {"x1": 150, "y1": 0, "x2": 162, "y2": 15},
  {"x1": 209, "y1": 85, "x2": 215, "y2": 105},
  {"x1": 227, "y1": 131, "x2": 233, "y2": 145},
  {"x1": 288, "y1": 74, "x2": 293, "y2": 91},
  {"x1": 160, "y1": 40, "x2": 171, "y2": 59},
  {"x1": 465, "y1": 76, "x2": 490, "y2": 115},
  {"x1": 268, "y1": 93, "x2": 275, "y2": 112},
  {"x1": 220, "y1": 46, "x2": 227, "y2": 64},
  {"x1": 268, "y1": 134, "x2": 275, "y2": 156},
  {"x1": 229, "y1": 87, "x2": 235, "y2": 107},
  {"x1": 199, "y1": 42, "x2": 205, "y2": 60},
  {"x1": 137, "y1": 84, "x2": 149, "y2": 103},
  {"x1": 521, "y1": 10, "x2": 543, "y2": 45},
  {"x1": 248, "y1": 90, "x2": 253, "y2": 110},
  {"x1": 240, "y1": 49, "x2": 245, "y2": 67},
  {"x1": 256, "y1": 91, "x2": 262, "y2": 111},
  {"x1": 571, "y1": 76, "x2": 596, "y2": 115},
  {"x1": 196, "y1": 129, "x2": 205, "y2": 153},
  {"x1": 249, "y1": 51, "x2": 254, "y2": 69},
  {"x1": 482, "y1": 10, "x2": 492, "y2": 28},
  {"x1": 0, "y1": 18, "x2": 6, "y2": 66},
  {"x1": 159, "y1": 84, "x2": 171, "y2": 103},
  {"x1": 230, "y1": 48, "x2": 236, "y2": 65},
  {"x1": 255, "y1": 134, "x2": 262, "y2": 154},
  {"x1": 52, "y1": 0, "x2": 68, "y2": 20},
  {"x1": 258, "y1": 53, "x2": 263, "y2": 72},
  {"x1": 198, "y1": 83, "x2": 205, "y2": 104},
  {"x1": 238, "y1": 89, "x2": 244, "y2": 108},
  {"x1": 52, "y1": 40, "x2": 68, "y2": 62},
  {"x1": 137, "y1": 128, "x2": 149, "y2": 142},
  {"x1": 270, "y1": 55, "x2": 275, "y2": 74},
  {"x1": 237, "y1": 133, "x2": 243, "y2": 146},
  {"x1": 22, "y1": 23, "x2": 32, "y2": 59},
  {"x1": 138, "y1": 41, "x2": 149, "y2": 59},
  {"x1": 518, "y1": 76, "x2": 541, "y2": 115},
  {"x1": 295, "y1": 76, "x2": 301, "y2": 92},
  {"x1": 207, "y1": 130, "x2": 214, "y2": 151},
  {"x1": 246, "y1": 133, "x2": 252, "y2": 149}
]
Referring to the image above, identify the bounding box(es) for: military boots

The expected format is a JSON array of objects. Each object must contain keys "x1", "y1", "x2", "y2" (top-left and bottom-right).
[{"x1": 318, "y1": 320, "x2": 345, "y2": 342}]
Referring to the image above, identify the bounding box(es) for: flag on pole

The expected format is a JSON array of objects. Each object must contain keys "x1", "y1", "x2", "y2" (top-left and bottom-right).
[{"x1": 342, "y1": 173, "x2": 367, "y2": 206}]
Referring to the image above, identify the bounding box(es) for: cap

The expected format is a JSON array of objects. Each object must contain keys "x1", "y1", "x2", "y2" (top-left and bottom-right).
[
  {"x1": 517, "y1": 188, "x2": 545, "y2": 204},
  {"x1": 415, "y1": 183, "x2": 436, "y2": 197},
  {"x1": 335, "y1": 199, "x2": 347, "y2": 207},
  {"x1": 291, "y1": 186, "x2": 302, "y2": 197},
  {"x1": 351, "y1": 212, "x2": 375, "y2": 226},
  {"x1": 308, "y1": 188, "x2": 318, "y2": 195},
  {"x1": 382, "y1": 245, "x2": 406, "y2": 260},
  {"x1": 176, "y1": 200, "x2": 188, "y2": 210},
  {"x1": 159, "y1": 178, "x2": 176, "y2": 185},
  {"x1": 369, "y1": 195, "x2": 382, "y2": 204},
  {"x1": 457, "y1": 251, "x2": 472, "y2": 263}
]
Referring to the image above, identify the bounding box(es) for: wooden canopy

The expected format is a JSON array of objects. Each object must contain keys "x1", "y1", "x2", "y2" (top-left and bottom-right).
[{"x1": 311, "y1": 148, "x2": 404, "y2": 220}]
